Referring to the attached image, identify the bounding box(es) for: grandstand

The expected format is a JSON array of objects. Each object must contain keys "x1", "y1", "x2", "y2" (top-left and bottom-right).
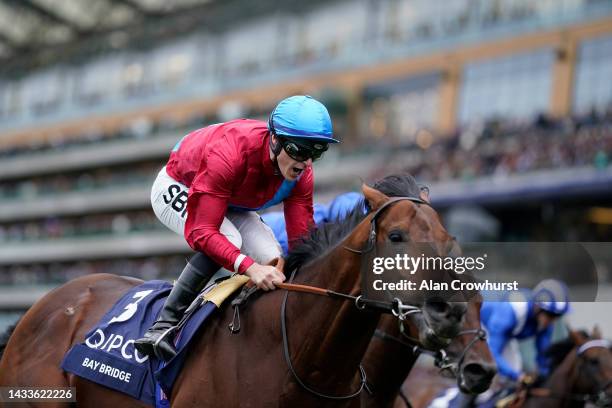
[{"x1": 1, "y1": 0, "x2": 612, "y2": 333}]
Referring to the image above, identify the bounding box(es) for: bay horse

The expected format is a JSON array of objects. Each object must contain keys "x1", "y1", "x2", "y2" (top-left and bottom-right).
[
  {"x1": 361, "y1": 292, "x2": 496, "y2": 408},
  {"x1": 0, "y1": 174, "x2": 466, "y2": 407},
  {"x1": 504, "y1": 327, "x2": 612, "y2": 408},
  {"x1": 406, "y1": 327, "x2": 612, "y2": 408}
]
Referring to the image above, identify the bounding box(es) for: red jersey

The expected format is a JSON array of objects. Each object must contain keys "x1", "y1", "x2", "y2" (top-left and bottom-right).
[{"x1": 166, "y1": 119, "x2": 314, "y2": 273}]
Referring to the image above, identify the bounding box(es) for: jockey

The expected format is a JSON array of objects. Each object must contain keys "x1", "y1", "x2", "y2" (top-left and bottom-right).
[
  {"x1": 261, "y1": 191, "x2": 364, "y2": 254},
  {"x1": 326, "y1": 191, "x2": 364, "y2": 221},
  {"x1": 135, "y1": 95, "x2": 339, "y2": 361},
  {"x1": 480, "y1": 279, "x2": 571, "y2": 382}
]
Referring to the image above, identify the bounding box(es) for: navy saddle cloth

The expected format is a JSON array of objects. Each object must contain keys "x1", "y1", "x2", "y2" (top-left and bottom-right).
[{"x1": 61, "y1": 280, "x2": 218, "y2": 406}]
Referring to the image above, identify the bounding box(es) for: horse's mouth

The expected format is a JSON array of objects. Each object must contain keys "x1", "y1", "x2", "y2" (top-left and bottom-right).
[
  {"x1": 458, "y1": 362, "x2": 497, "y2": 394},
  {"x1": 420, "y1": 326, "x2": 452, "y2": 350}
]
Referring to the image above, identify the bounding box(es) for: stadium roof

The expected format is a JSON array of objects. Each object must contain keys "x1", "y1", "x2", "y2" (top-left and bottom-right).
[{"x1": 0, "y1": 0, "x2": 326, "y2": 77}]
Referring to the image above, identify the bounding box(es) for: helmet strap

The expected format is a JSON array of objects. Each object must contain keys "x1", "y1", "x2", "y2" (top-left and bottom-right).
[{"x1": 269, "y1": 133, "x2": 282, "y2": 175}]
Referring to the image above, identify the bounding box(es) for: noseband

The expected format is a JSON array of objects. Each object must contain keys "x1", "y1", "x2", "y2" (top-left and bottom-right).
[{"x1": 374, "y1": 322, "x2": 487, "y2": 376}]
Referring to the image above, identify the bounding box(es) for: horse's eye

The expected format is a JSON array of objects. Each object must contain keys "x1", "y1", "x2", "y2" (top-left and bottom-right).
[
  {"x1": 588, "y1": 358, "x2": 599, "y2": 367},
  {"x1": 388, "y1": 231, "x2": 404, "y2": 242}
]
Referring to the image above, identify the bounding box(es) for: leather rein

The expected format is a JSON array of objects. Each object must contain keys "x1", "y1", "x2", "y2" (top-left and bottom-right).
[{"x1": 278, "y1": 196, "x2": 429, "y2": 400}]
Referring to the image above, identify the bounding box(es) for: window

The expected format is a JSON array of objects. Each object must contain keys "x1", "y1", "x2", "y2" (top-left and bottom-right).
[
  {"x1": 22, "y1": 68, "x2": 66, "y2": 116},
  {"x1": 75, "y1": 57, "x2": 122, "y2": 105},
  {"x1": 573, "y1": 35, "x2": 612, "y2": 114},
  {"x1": 459, "y1": 49, "x2": 554, "y2": 124},
  {"x1": 362, "y1": 73, "x2": 440, "y2": 144},
  {"x1": 0, "y1": 81, "x2": 21, "y2": 118},
  {"x1": 150, "y1": 39, "x2": 197, "y2": 89},
  {"x1": 300, "y1": 0, "x2": 368, "y2": 62},
  {"x1": 222, "y1": 17, "x2": 281, "y2": 77}
]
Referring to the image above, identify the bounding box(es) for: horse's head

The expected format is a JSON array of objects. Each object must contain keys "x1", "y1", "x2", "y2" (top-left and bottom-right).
[
  {"x1": 569, "y1": 327, "x2": 612, "y2": 407},
  {"x1": 360, "y1": 179, "x2": 467, "y2": 342},
  {"x1": 445, "y1": 292, "x2": 496, "y2": 394},
  {"x1": 389, "y1": 291, "x2": 496, "y2": 395}
]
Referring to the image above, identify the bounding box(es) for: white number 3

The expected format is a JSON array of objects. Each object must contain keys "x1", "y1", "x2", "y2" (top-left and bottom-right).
[{"x1": 109, "y1": 290, "x2": 154, "y2": 324}]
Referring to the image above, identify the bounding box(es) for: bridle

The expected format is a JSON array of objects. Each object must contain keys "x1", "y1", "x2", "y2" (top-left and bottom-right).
[
  {"x1": 278, "y1": 196, "x2": 429, "y2": 400},
  {"x1": 510, "y1": 339, "x2": 612, "y2": 407},
  {"x1": 342, "y1": 196, "x2": 430, "y2": 255},
  {"x1": 374, "y1": 321, "x2": 488, "y2": 377},
  {"x1": 373, "y1": 321, "x2": 487, "y2": 408},
  {"x1": 347, "y1": 195, "x2": 482, "y2": 373}
]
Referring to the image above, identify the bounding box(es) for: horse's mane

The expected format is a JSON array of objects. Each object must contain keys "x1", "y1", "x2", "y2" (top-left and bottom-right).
[
  {"x1": 544, "y1": 330, "x2": 590, "y2": 370},
  {"x1": 285, "y1": 173, "x2": 423, "y2": 272}
]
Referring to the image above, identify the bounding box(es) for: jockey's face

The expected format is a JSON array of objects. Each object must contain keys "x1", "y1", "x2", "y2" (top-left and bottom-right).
[
  {"x1": 536, "y1": 309, "x2": 559, "y2": 331},
  {"x1": 271, "y1": 135, "x2": 312, "y2": 181}
]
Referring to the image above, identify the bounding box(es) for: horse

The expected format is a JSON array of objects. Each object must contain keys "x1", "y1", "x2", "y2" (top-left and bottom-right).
[
  {"x1": 0, "y1": 174, "x2": 467, "y2": 407},
  {"x1": 503, "y1": 327, "x2": 612, "y2": 408},
  {"x1": 361, "y1": 292, "x2": 496, "y2": 408},
  {"x1": 409, "y1": 327, "x2": 612, "y2": 408}
]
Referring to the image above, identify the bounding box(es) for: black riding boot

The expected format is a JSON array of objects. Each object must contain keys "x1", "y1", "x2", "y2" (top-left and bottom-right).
[{"x1": 134, "y1": 253, "x2": 219, "y2": 361}]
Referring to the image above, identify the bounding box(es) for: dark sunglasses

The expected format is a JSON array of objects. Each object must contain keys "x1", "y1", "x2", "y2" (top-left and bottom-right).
[{"x1": 279, "y1": 137, "x2": 328, "y2": 162}]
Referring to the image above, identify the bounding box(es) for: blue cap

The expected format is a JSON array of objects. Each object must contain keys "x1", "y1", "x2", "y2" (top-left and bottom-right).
[
  {"x1": 532, "y1": 279, "x2": 571, "y2": 316},
  {"x1": 269, "y1": 95, "x2": 339, "y2": 143}
]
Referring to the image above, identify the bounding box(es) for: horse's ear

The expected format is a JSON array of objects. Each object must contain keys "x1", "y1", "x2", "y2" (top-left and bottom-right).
[
  {"x1": 568, "y1": 325, "x2": 587, "y2": 346},
  {"x1": 362, "y1": 183, "x2": 389, "y2": 211},
  {"x1": 419, "y1": 186, "x2": 430, "y2": 203},
  {"x1": 592, "y1": 325, "x2": 603, "y2": 340}
]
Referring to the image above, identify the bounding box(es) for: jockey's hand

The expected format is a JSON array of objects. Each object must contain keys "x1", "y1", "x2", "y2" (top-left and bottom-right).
[
  {"x1": 518, "y1": 373, "x2": 536, "y2": 386},
  {"x1": 245, "y1": 263, "x2": 286, "y2": 291}
]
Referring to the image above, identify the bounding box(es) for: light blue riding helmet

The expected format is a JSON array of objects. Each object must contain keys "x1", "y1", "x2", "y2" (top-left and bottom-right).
[
  {"x1": 268, "y1": 95, "x2": 339, "y2": 143},
  {"x1": 532, "y1": 279, "x2": 571, "y2": 316}
]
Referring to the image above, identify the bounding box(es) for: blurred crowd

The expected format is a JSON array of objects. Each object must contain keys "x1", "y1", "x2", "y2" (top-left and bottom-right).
[
  {"x1": 0, "y1": 115, "x2": 202, "y2": 159},
  {"x1": 0, "y1": 210, "x2": 161, "y2": 243},
  {"x1": 1, "y1": 108, "x2": 611, "y2": 288},
  {"x1": 0, "y1": 255, "x2": 186, "y2": 286},
  {"x1": 372, "y1": 109, "x2": 612, "y2": 182},
  {"x1": 0, "y1": 109, "x2": 610, "y2": 244},
  {"x1": 0, "y1": 162, "x2": 159, "y2": 201}
]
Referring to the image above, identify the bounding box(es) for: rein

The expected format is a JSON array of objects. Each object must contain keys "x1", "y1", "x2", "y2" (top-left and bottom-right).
[
  {"x1": 278, "y1": 269, "x2": 423, "y2": 400},
  {"x1": 374, "y1": 325, "x2": 486, "y2": 408},
  {"x1": 276, "y1": 282, "x2": 420, "y2": 316},
  {"x1": 374, "y1": 325, "x2": 487, "y2": 375},
  {"x1": 278, "y1": 196, "x2": 428, "y2": 400},
  {"x1": 280, "y1": 268, "x2": 370, "y2": 400}
]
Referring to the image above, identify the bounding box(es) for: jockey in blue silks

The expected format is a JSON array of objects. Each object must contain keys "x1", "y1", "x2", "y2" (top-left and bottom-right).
[
  {"x1": 261, "y1": 191, "x2": 364, "y2": 254},
  {"x1": 480, "y1": 279, "x2": 571, "y2": 382},
  {"x1": 326, "y1": 191, "x2": 364, "y2": 221}
]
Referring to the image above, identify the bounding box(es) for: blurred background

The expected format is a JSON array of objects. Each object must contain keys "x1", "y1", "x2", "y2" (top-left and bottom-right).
[{"x1": 0, "y1": 0, "x2": 611, "y2": 337}]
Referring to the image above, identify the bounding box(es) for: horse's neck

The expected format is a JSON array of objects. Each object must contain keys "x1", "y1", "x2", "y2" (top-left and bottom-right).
[
  {"x1": 525, "y1": 350, "x2": 582, "y2": 408},
  {"x1": 363, "y1": 316, "x2": 419, "y2": 407},
  {"x1": 286, "y1": 231, "x2": 381, "y2": 392}
]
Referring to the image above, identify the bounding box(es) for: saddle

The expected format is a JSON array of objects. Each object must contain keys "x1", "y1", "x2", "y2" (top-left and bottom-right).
[{"x1": 228, "y1": 257, "x2": 285, "y2": 333}]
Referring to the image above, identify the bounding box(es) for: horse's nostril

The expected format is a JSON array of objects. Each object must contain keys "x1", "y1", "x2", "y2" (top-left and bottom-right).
[
  {"x1": 461, "y1": 363, "x2": 496, "y2": 394},
  {"x1": 463, "y1": 363, "x2": 496, "y2": 382}
]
